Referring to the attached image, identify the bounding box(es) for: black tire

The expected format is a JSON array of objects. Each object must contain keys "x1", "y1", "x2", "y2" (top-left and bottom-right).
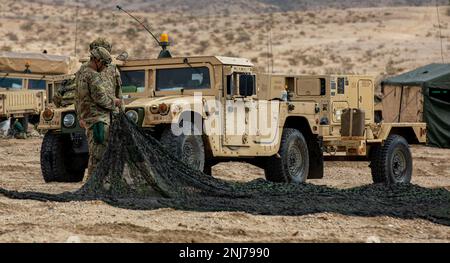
[
  {"x1": 370, "y1": 135, "x2": 412, "y2": 184},
  {"x1": 264, "y1": 128, "x2": 309, "y2": 183},
  {"x1": 160, "y1": 126, "x2": 206, "y2": 173},
  {"x1": 369, "y1": 144, "x2": 383, "y2": 183},
  {"x1": 41, "y1": 133, "x2": 87, "y2": 183}
]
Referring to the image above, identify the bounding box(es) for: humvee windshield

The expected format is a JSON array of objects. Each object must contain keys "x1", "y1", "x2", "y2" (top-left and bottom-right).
[
  {"x1": 28, "y1": 79, "x2": 46, "y2": 90},
  {"x1": 121, "y1": 70, "x2": 145, "y2": 93},
  {"x1": 0, "y1": 77, "x2": 22, "y2": 89},
  {"x1": 156, "y1": 67, "x2": 210, "y2": 91}
]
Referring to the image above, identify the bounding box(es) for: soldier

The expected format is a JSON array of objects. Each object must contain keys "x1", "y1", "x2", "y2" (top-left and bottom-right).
[
  {"x1": 85, "y1": 38, "x2": 123, "y2": 111},
  {"x1": 54, "y1": 37, "x2": 122, "y2": 109},
  {"x1": 76, "y1": 47, "x2": 122, "y2": 178}
]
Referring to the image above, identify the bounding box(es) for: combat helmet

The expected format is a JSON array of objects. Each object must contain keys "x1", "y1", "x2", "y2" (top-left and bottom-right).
[
  {"x1": 89, "y1": 37, "x2": 112, "y2": 53},
  {"x1": 90, "y1": 47, "x2": 112, "y2": 65}
]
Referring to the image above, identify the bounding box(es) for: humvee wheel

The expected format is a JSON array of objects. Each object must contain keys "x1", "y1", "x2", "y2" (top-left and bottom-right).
[
  {"x1": 41, "y1": 133, "x2": 87, "y2": 183},
  {"x1": 265, "y1": 128, "x2": 309, "y2": 184},
  {"x1": 370, "y1": 135, "x2": 412, "y2": 184},
  {"x1": 160, "y1": 126, "x2": 206, "y2": 173}
]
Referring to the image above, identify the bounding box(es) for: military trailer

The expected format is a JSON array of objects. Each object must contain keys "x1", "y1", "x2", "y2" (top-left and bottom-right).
[{"x1": 0, "y1": 52, "x2": 76, "y2": 132}]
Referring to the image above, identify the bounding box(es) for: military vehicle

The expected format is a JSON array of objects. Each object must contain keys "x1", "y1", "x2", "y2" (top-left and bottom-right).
[
  {"x1": 38, "y1": 6, "x2": 426, "y2": 184},
  {"x1": 39, "y1": 40, "x2": 426, "y2": 184},
  {"x1": 0, "y1": 52, "x2": 75, "y2": 133},
  {"x1": 120, "y1": 57, "x2": 426, "y2": 184}
]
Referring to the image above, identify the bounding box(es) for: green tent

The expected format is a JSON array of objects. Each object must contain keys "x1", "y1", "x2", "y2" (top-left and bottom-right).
[{"x1": 382, "y1": 64, "x2": 450, "y2": 148}]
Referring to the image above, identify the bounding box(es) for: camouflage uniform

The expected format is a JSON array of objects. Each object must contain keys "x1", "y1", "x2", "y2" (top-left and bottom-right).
[
  {"x1": 75, "y1": 38, "x2": 123, "y2": 113},
  {"x1": 76, "y1": 47, "x2": 117, "y2": 178}
]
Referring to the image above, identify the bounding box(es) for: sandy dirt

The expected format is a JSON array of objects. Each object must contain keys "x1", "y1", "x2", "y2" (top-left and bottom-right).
[
  {"x1": 1, "y1": 2, "x2": 449, "y2": 80},
  {"x1": 0, "y1": 138, "x2": 449, "y2": 243}
]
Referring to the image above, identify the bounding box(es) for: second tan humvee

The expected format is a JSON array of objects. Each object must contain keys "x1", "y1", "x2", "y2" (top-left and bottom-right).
[{"x1": 0, "y1": 52, "x2": 76, "y2": 133}]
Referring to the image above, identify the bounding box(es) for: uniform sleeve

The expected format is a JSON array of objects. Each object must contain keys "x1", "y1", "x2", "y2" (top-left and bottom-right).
[
  {"x1": 114, "y1": 66, "x2": 123, "y2": 99},
  {"x1": 114, "y1": 65, "x2": 125, "y2": 111},
  {"x1": 88, "y1": 72, "x2": 115, "y2": 111},
  {"x1": 74, "y1": 71, "x2": 81, "y2": 117}
]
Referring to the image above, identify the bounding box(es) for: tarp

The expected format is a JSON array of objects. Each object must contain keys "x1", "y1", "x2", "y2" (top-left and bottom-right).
[
  {"x1": 383, "y1": 64, "x2": 450, "y2": 148},
  {"x1": 382, "y1": 64, "x2": 450, "y2": 87},
  {"x1": 0, "y1": 52, "x2": 77, "y2": 75}
]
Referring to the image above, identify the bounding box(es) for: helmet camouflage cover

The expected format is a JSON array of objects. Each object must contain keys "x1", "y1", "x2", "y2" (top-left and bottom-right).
[
  {"x1": 90, "y1": 47, "x2": 112, "y2": 65},
  {"x1": 89, "y1": 37, "x2": 112, "y2": 53}
]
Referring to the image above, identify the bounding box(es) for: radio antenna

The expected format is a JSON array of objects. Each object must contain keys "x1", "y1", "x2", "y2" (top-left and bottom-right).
[
  {"x1": 116, "y1": 5, "x2": 161, "y2": 46},
  {"x1": 74, "y1": 1, "x2": 79, "y2": 57},
  {"x1": 435, "y1": 1, "x2": 445, "y2": 63}
]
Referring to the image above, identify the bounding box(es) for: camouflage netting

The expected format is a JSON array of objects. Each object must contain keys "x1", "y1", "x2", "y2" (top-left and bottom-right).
[{"x1": 0, "y1": 113, "x2": 449, "y2": 226}]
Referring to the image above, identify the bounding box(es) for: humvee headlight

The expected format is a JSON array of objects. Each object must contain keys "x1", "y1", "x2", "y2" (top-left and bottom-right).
[
  {"x1": 126, "y1": 110, "x2": 139, "y2": 124},
  {"x1": 63, "y1": 113, "x2": 76, "y2": 128},
  {"x1": 43, "y1": 108, "x2": 54, "y2": 121},
  {"x1": 158, "y1": 103, "x2": 170, "y2": 115},
  {"x1": 150, "y1": 105, "x2": 159, "y2": 114}
]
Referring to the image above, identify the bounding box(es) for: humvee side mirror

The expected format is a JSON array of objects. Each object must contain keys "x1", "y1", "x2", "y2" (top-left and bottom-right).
[
  {"x1": 116, "y1": 51, "x2": 129, "y2": 61},
  {"x1": 239, "y1": 75, "x2": 255, "y2": 97}
]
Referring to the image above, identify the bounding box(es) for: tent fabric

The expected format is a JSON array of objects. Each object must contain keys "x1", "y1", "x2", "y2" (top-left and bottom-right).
[
  {"x1": 422, "y1": 82, "x2": 450, "y2": 148},
  {"x1": 382, "y1": 64, "x2": 450, "y2": 148},
  {"x1": 0, "y1": 52, "x2": 78, "y2": 75},
  {"x1": 382, "y1": 64, "x2": 450, "y2": 87},
  {"x1": 381, "y1": 85, "x2": 423, "y2": 123}
]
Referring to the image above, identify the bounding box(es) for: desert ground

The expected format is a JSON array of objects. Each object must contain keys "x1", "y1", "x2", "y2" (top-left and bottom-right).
[
  {"x1": 0, "y1": 138, "x2": 449, "y2": 243},
  {"x1": 1, "y1": 1, "x2": 450, "y2": 243},
  {"x1": 1, "y1": 1, "x2": 449, "y2": 81}
]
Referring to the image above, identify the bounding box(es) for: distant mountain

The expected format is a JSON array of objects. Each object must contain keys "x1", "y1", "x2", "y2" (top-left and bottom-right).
[{"x1": 31, "y1": 0, "x2": 449, "y2": 15}]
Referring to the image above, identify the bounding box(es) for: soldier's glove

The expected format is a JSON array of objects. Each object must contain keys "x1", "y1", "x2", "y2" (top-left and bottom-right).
[{"x1": 92, "y1": 122, "x2": 105, "y2": 144}]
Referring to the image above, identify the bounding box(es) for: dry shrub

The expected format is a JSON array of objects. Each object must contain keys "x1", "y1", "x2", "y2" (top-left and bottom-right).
[{"x1": 6, "y1": 32, "x2": 18, "y2": 41}]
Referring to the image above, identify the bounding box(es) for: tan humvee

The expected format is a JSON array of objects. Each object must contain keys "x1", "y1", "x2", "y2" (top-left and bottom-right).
[
  {"x1": 121, "y1": 57, "x2": 426, "y2": 184},
  {"x1": 0, "y1": 52, "x2": 76, "y2": 134},
  {"x1": 0, "y1": 72, "x2": 46, "y2": 124}
]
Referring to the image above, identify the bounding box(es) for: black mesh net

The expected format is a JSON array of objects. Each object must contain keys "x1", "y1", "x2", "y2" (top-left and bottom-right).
[{"x1": 0, "y1": 113, "x2": 449, "y2": 226}]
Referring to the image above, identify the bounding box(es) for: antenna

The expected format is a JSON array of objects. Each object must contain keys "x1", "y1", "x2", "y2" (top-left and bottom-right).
[
  {"x1": 116, "y1": 5, "x2": 161, "y2": 46},
  {"x1": 435, "y1": 1, "x2": 444, "y2": 63},
  {"x1": 269, "y1": 27, "x2": 274, "y2": 73},
  {"x1": 267, "y1": 29, "x2": 270, "y2": 74},
  {"x1": 74, "y1": 1, "x2": 79, "y2": 57}
]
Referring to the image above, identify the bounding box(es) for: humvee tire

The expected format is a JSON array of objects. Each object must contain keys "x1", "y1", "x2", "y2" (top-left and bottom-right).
[
  {"x1": 160, "y1": 126, "x2": 206, "y2": 173},
  {"x1": 41, "y1": 133, "x2": 87, "y2": 183},
  {"x1": 370, "y1": 135, "x2": 412, "y2": 184},
  {"x1": 264, "y1": 128, "x2": 309, "y2": 183},
  {"x1": 369, "y1": 145, "x2": 383, "y2": 183}
]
